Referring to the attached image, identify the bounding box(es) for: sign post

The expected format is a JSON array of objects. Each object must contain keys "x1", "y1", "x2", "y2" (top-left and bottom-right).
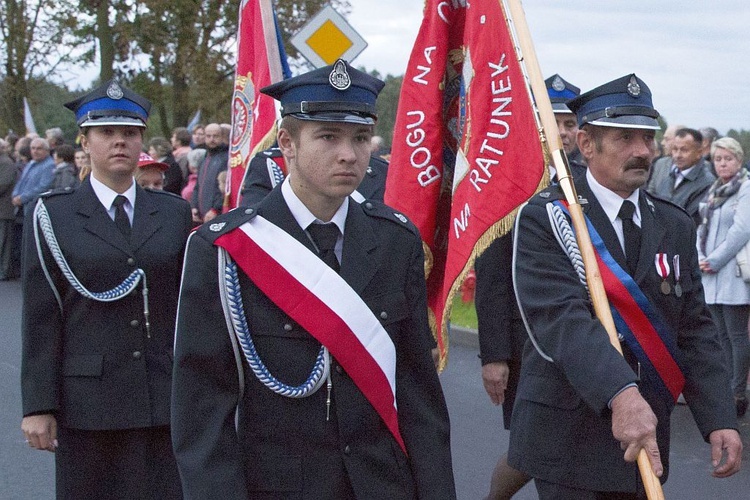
[{"x1": 290, "y1": 5, "x2": 367, "y2": 68}]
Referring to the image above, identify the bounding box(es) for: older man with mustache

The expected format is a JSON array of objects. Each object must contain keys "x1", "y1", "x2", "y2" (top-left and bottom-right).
[{"x1": 508, "y1": 74, "x2": 742, "y2": 499}]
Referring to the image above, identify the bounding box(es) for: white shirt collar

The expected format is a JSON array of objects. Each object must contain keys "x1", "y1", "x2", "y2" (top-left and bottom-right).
[
  {"x1": 90, "y1": 174, "x2": 136, "y2": 222},
  {"x1": 281, "y1": 176, "x2": 348, "y2": 234},
  {"x1": 586, "y1": 169, "x2": 641, "y2": 226}
]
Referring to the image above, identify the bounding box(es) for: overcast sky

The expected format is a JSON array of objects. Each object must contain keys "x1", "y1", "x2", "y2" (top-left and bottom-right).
[{"x1": 348, "y1": 0, "x2": 750, "y2": 134}]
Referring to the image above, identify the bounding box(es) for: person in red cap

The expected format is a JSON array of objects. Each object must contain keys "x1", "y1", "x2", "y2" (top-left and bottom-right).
[{"x1": 135, "y1": 151, "x2": 169, "y2": 191}]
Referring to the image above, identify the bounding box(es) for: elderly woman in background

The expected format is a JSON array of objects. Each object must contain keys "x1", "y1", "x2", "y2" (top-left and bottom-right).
[{"x1": 697, "y1": 137, "x2": 750, "y2": 417}]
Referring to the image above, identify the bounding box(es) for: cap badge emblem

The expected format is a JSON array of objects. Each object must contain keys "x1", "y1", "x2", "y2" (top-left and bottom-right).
[
  {"x1": 626, "y1": 76, "x2": 641, "y2": 97},
  {"x1": 209, "y1": 222, "x2": 226, "y2": 232},
  {"x1": 552, "y1": 75, "x2": 566, "y2": 92},
  {"x1": 106, "y1": 82, "x2": 124, "y2": 100},
  {"x1": 329, "y1": 59, "x2": 351, "y2": 91}
]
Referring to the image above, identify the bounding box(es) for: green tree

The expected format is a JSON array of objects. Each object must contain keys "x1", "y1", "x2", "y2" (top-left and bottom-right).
[
  {"x1": 0, "y1": 0, "x2": 77, "y2": 135},
  {"x1": 726, "y1": 129, "x2": 750, "y2": 162},
  {"x1": 373, "y1": 73, "x2": 402, "y2": 150}
]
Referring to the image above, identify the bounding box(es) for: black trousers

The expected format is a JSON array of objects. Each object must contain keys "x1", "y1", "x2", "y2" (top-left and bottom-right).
[
  {"x1": 535, "y1": 478, "x2": 646, "y2": 500},
  {"x1": 56, "y1": 426, "x2": 181, "y2": 500}
]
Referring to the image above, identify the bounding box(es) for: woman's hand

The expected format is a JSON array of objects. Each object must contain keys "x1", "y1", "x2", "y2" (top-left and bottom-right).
[
  {"x1": 22, "y1": 414, "x2": 58, "y2": 452},
  {"x1": 699, "y1": 260, "x2": 715, "y2": 273}
]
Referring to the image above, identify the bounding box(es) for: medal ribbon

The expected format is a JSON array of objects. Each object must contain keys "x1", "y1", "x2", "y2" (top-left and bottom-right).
[
  {"x1": 654, "y1": 253, "x2": 670, "y2": 280},
  {"x1": 214, "y1": 216, "x2": 405, "y2": 453},
  {"x1": 555, "y1": 201, "x2": 685, "y2": 403}
]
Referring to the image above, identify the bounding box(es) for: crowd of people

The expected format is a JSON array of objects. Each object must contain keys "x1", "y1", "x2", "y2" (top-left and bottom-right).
[
  {"x1": 0, "y1": 116, "x2": 236, "y2": 282},
  {"x1": 7, "y1": 61, "x2": 746, "y2": 500}
]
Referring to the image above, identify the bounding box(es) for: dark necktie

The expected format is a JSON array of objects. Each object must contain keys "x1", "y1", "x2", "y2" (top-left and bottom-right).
[
  {"x1": 618, "y1": 200, "x2": 641, "y2": 274},
  {"x1": 669, "y1": 165, "x2": 681, "y2": 190},
  {"x1": 112, "y1": 195, "x2": 131, "y2": 240},
  {"x1": 308, "y1": 223, "x2": 340, "y2": 272}
]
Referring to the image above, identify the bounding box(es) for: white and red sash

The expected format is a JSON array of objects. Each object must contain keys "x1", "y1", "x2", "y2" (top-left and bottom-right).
[{"x1": 214, "y1": 215, "x2": 405, "y2": 452}]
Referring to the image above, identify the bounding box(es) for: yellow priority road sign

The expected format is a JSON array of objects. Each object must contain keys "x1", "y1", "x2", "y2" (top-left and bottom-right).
[{"x1": 290, "y1": 5, "x2": 368, "y2": 68}]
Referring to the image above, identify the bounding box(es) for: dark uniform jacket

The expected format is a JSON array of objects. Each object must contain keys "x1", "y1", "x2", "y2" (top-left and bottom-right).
[
  {"x1": 475, "y1": 232, "x2": 525, "y2": 429},
  {"x1": 508, "y1": 176, "x2": 736, "y2": 492},
  {"x1": 239, "y1": 147, "x2": 388, "y2": 207},
  {"x1": 651, "y1": 158, "x2": 715, "y2": 226},
  {"x1": 21, "y1": 178, "x2": 192, "y2": 429},
  {"x1": 172, "y1": 186, "x2": 455, "y2": 499}
]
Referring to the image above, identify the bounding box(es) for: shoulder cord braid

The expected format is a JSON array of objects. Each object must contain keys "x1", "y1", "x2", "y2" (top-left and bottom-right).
[
  {"x1": 515, "y1": 203, "x2": 592, "y2": 362},
  {"x1": 220, "y1": 249, "x2": 330, "y2": 398},
  {"x1": 269, "y1": 161, "x2": 285, "y2": 188},
  {"x1": 33, "y1": 198, "x2": 151, "y2": 337},
  {"x1": 547, "y1": 203, "x2": 590, "y2": 294}
]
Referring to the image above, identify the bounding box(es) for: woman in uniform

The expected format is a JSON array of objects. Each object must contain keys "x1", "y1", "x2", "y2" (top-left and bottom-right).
[{"x1": 20, "y1": 80, "x2": 191, "y2": 499}]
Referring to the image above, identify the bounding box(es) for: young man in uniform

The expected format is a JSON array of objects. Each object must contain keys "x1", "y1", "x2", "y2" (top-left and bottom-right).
[{"x1": 172, "y1": 59, "x2": 456, "y2": 499}]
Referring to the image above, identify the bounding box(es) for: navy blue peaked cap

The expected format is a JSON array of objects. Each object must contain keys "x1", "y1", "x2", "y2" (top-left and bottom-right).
[
  {"x1": 261, "y1": 59, "x2": 385, "y2": 125},
  {"x1": 64, "y1": 80, "x2": 151, "y2": 128},
  {"x1": 545, "y1": 74, "x2": 580, "y2": 114},
  {"x1": 567, "y1": 74, "x2": 660, "y2": 130}
]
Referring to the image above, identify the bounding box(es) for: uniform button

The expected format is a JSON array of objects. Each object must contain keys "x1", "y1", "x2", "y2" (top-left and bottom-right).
[
  {"x1": 336, "y1": 365, "x2": 343, "y2": 375},
  {"x1": 379, "y1": 311, "x2": 388, "y2": 320},
  {"x1": 130, "y1": 319, "x2": 140, "y2": 328},
  {"x1": 364, "y1": 202, "x2": 373, "y2": 210},
  {"x1": 245, "y1": 208, "x2": 254, "y2": 215},
  {"x1": 343, "y1": 445, "x2": 351, "y2": 455},
  {"x1": 127, "y1": 258, "x2": 136, "y2": 266},
  {"x1": 132, "y1": 351, "x2": 142, "y2": 359},
  {"x1": 283, "y1": 323, "x2": 293, "y2": 331}
]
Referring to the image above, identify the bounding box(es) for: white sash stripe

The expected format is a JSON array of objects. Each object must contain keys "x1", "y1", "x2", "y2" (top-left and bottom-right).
[{"x1": 239, "y1": 216, "x2": 398, "y2": 404}]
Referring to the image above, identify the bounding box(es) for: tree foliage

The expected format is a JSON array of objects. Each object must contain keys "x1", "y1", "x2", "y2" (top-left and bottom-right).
[
  {"x1": 0, "y1": 0, "x2": 368, "y2": 140},
  {"x1": 0, "y1": 0, "x2": 78, "y2": 135},
  {"x1": 726, "y1": 129, "x2": 750, "y2": 162}
]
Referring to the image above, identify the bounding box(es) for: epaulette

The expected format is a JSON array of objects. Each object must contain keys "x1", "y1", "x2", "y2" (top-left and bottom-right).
[
  {"x1": 40, "y1": 186, "x2": 76, "y2": 198},
  {"x1": 360, "y1": 200, "x2": 420, "y2": 236},
  {"x1": 366, "y1": 155, "x2": 388, "y2": 177},
  {"x1": 255, "y1": 147, "x2": 282, "y2": 159},
  {"x1": 198, "y1": 205, "x2": 259, "y2": 243},
  {"x1": 531, "y1": 183, "x2": 564, "y2": 203}
]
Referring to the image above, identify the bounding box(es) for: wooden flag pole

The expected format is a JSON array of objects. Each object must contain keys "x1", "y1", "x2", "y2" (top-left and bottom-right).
[{"x1": 501, "y1": 0, "x2": 665, "y2": 498}]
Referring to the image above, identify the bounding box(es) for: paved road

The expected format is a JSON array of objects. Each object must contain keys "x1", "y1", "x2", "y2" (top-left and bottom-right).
[{"x1": 1, "y1": 280, "x2": 748, "y2": 498}]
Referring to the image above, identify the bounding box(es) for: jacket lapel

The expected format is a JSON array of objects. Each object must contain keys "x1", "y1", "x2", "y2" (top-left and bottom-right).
[
  {"x1": 634, "y1": 193, "x2": 666, "y2": 282},
  {"x1": 340, "y1": 202, "x2": 378, "y2": 294},
  {"x1": 257, "y1": 187, "x2": 317, "y2": 255},
  {"x1": 130, "y1": 187, "x2": 162, "y2": 252},
  {"x1": 76, "y1": 179, "x2": 132, "y2": 255}
]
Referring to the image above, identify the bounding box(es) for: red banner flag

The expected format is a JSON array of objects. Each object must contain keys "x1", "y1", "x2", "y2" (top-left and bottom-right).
[
  {"x1": 226, "y1": 0, "x2": 285, "y2": 210},
  {"x1": 385, "y1": 0, "x2": 546, "y2": 368}
]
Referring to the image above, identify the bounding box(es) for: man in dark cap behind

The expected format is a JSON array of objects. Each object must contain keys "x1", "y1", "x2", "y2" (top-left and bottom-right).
[
  {"x1": 545, "y1": 73, "x2": 585, "y2": 167},
  {"x1": 508, "y1": 74, "x2": 741, "y2": 498},
  {"x1": 172, "y1": 59, "x2": 456, "y2": 499}
]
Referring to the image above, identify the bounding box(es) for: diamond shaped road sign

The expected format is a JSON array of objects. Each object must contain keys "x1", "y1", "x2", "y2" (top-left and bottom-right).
[{"x1": 290, "y1": 4, "x2": 367, "y2": 68}]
